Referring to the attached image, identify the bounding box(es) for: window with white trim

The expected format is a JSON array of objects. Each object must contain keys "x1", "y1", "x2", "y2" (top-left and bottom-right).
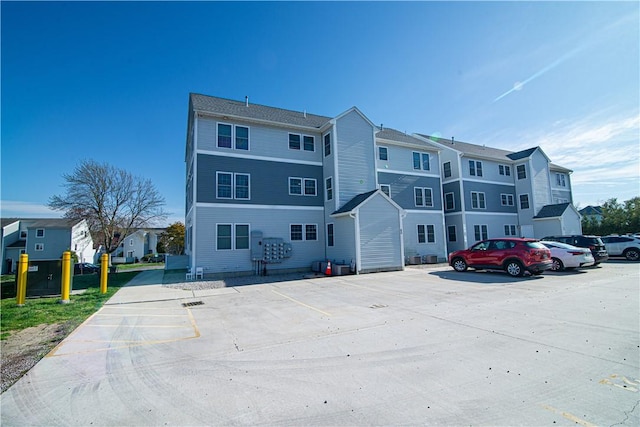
[
  {"x1": 380, "y1": 184, "x2": 390, "y2": 197},
  {"x1": 519, "y1": 194, "x2": 530, "y2": 209},
  {"x1": 474, "y1": 224, "x2": 488, "y2": 241},
  {"x1": 324, "y1": 133, "x2": 331, "y2": 156},
  {"x1": 504, "y1": 225, "x2": 517, "y2": 236},
  {"x1": 289, "y1": 177, "x2": 316, "y2": 196},
  {"x1": 379, "y1": 146, "x2": 388, "y2": 161},
  {"x1": 517, "y1": 164, "x2": 527, "y2": 179},
  {"x1": 305, "y1": 224, "x2": 317, "y2": 241},
  {"x1": 325, "y1": 177, "x2": 333, "y2": 201},
  {"x1": 443, "y1": 161, "x2": 452, "y2": 178},
  {"x1": 499, "y1": 165, "x2": 511, "y2": 176},
  {"x1": 129, "y1": 239, "x2": 134, "y2": 246},
  {"x1": 303, "y1": 136, "x2": 314, "y2": 151},
  {"x1": 414, "y1": 187, "x2": 433, "y2": 207},
  {"x1": 555, "y1": 173, "x2": 566, "y2": 187},
  {"x1": 413, "y1": 152, "x2": 430, "y2": 170},
  {"x1": 417, "y1": 224, "x2": 435, "y2": 243},
  {"x1": 290, "y1": 224, "x2": 317, "y2": 241},
  {"x1": 289, "y1": 134, "x2": 301, "y2": 150},
  {"x1": 217, "y1": 123, "x2": 250, "y2": 150},
  {"x1": 327, "y1": 224, "x2": 334, "y2": 247},
  {"x1": 469, "y1": 160, "x2": 483, "y2": 177},
  {"x1": 445, "y1": 192, "x2": 455, "y2": 211},
  {"x1": 217, "y1": 172, "x2": 250, "y2": 200},
  {"x1": 217, "y1": 224, "x2": 250, "y2": 250},
  {"x1": 471, "y1": 191, "x2": 486, "y2": 209},
  {"x1": 35, "y1": 243, "x2": 44, "y2": 251},
  {"x1": 501, "y1": 193, "x2": 514, "y2": 206},
  {"x1": 36, "y1": 228, "x2": 45, "y2": 238},
  {"x1": 447, "y1": 225, "x2": 457, "y2": 242}
]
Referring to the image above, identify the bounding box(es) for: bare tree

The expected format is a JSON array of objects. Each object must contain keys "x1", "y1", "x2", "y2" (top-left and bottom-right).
[{"x1": 49, "y1": 160, "x2": 168, "y2": 254}]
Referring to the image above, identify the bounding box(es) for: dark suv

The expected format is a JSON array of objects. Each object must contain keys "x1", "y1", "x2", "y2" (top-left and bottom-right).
[
  {"x1": 448, "y1": 238, "x2": 553, "y2": 277},
  {"x1": 541, "y1": 235, "x2": 609, "y2": 265}
]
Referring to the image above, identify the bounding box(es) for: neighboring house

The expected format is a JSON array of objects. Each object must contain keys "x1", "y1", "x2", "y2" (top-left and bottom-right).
[
  {"x1": 0, "y1": 218, "x2": 94, "y2": 274},
  {"x1": 113, "y1": 228, "x2": 165, "y2": 260},
  {"x1": 579, "y1": 205, "x2": 603, "y2": 223},
  {"x1": 417, "y1": 136, "x2": 580, "y2": 252},
  {"x1": 184, "y1": 94, "x2": 447, "y2": 276}
]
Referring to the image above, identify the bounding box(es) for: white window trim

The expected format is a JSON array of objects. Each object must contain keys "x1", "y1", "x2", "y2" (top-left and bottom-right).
[
  {"x1": 303, "y1": 135, "x2": 315, "y2": 152},
  {"x1": 414, "y1": 187, "x2": 434, "y2": 207},
  {"x1": 215, "y1": 223, "x2": 250, "y2": 251},
  {"x1": 35, "y1": 243, "x2": 44, "y2": 251},
  {"x1": 288, "y1": 133, "x2": 301, "y2": 150},
  {"x1": 504, "y1": 224, "x2": 517, "y2": 236},
  {"x1": 469, "y1": 160, "x2": 483, "y2": 177},
  {"x1": 500, "y1": 193, "x2": 515, "y2": 206},
  {"x1": 327, "y1": 223, "x2": 335, "y2": 247},
  {"x1": 447, "y1": 225, "x2": 457, "y2": 242},
  {"x1": 445, "y1": 192, "x2": 455, "y2": 211},
  {"x1": 325, "y1": 177, "x2": 333, "y2": 201},
  {"x1": 36, "y1": 228, "x2": 45, "y2": 238},
  {"x1": 471, "y1": 191, "x2": 486, "y2": 209},
  {"x1": 217, "y1": 122, "x2": 250, "y2": 150},
  {"x1": 290, "y1": 223, "x2": 318, "y2": 241},
  {"x1": 474, "y1": 224, "x2": 489, "y2": 241},
  {"x1": 499, "y1": 164, "x2": 511, "y2": 176},
  {"x1": 289, "y1": 177, "x2": 317, "y2": 196},
  {"x1": 216, "y1": 171, "x2": 233, "y2": 200},
  {"x1": 216, "y1": 122, "x2": 233, "y2": 149},
  {"x1": 443, "y1": 161, "x2": 452, "y2": 178},
  {"x1": 517, "y1": 164, "x2": 527, "y2": 180},
  {"x1": 412, "y1": 151, "x2": 430, "y2": 171},
  {"x1": 417, "y1": 224, "x2": 436, "y2": 244},
  {"x1": 234, "y1": 173, "x2": 251, "y2": 200},
  {"x1": 380, "y1": 184, "x2": 391, "y2": 197},
  {"x1": 323, "y1": 133, "x2": 331, "y2": 157},
  {"x1": 519, "y1": 193, "x2": 531, "y2": 210},
  {"x1": 379, "y1": 146, "x2": 388, "y2": 161}
]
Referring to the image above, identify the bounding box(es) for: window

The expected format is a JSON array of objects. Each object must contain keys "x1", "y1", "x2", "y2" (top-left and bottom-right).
[
  {"x1": 414, "y1": 187, "x2": 433, "y2": 207},
  {"x1": 290, "y1": 177, "x2": 316, "y2": 196},
  {"x1": 289, "y1": 134, "x2": 301, "y2": 150},
  {"x1": 20, "y1": 230, "x2": 27, "y2": 239},
  {"x1": 217, "y1": 224, "x2": 232, "y2": 250},
  {"x1": 235, "y1": 126, "x2": 249, "y2": 150},
  {"x1": 327, "y1": 224, "x2": 334, "y2": 247},
  {"x1": 235, "y1": 225, "x2": 249, "y2": 250},
  {"x1": 36, "y1": 228, "x2": 45, "y2": 238},
  {"x1": 469, "y1": 160, "x2": 483, "y2": 176},
  {"x1": 413, "y1": 152, "x2": 430, "y2": 170},
  {"x1": 443, "y1": 162, "x2": 452, "y2": 178},
  {"x1": 519, "y1": 194, "x2": 530, "y2": 209},
  {"x1": 499, "y1": 165, "x2": 511, "y2": 176},
  {"x1": 556, "y1": 173, "x2": 566, "y2": 187},
  {"x1": 447, "y1": 226, "x2": 457, "y2": 242},
  {"x1": 517, "y1": 164, "x2": 527, "y2": 180},
  {"x1": 290, "y1": 224, "x2": 303, "y2": 241},
  {"x1": 303, "y1": 136, "x2": 315, "y2": 151},
  {"x1": 380, "y1": 184, "x2": 390, "y2": 197},
  {"x1": 324, "y1": 133, "x2": 331, "y2": 156},
  {"x1": 501, "y1": 193, "x2": 514, "y2": 206},
  {"x1": 35, "y1": 243, "x2": 44, "y2": 251},
  {"x1": 217, "y1": 123, "x2": 232, "y2": 148},
  {"x1": 379, "y1": 146, "x2": 388, "y2": 161},
  {"x1": 474, "y1": 225, "x2": 488, "y2": 241},
  {"x1": 218, "y1": 123, "x2": 249, "y2": 150},
  {"x1": 417, "y1": 224, "x2": 435, "y2": 243},
  {"x1": 235, "y1": 174, "x2": 250, "y2": 199},
  {"x1": 129, "y1": 239, "x2": 134, "y2": 246},
  {"x1": 325, "y1": 177, "x2": 333, "y2": 201},
  {"x1": 289, "y1": 177, "x2": 302, "y2": 195},
  {"x1": 445, "y1": 192, "x2": 455, "y2": 211},
  {"x1": 504, "y1": 225, "x2": 517, "y2": 236},
  {"x1": 304, "y1": 179, "x2": 317, "y2": 196},
  {"x1": 471, "y1": 192, "x2": 486, "y2": 209},
  {"x1": 217, "y1": 172, "x2": 250, "y2": 200},
  {"x1": 305, "y1": 224, "x2": 317, "y2": 241}
]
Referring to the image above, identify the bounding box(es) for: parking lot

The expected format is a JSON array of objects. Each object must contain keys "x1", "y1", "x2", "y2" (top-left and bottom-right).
[{"x1": 1, "y1": 262, "x2": 639, "y2": 426}]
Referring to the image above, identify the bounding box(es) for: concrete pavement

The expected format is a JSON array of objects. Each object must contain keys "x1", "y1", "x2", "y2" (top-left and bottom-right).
[{"x1": 1, "y1": 263, "x2": 638, "y2": 426}]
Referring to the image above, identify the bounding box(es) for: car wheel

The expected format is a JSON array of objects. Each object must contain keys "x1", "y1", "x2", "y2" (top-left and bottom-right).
[
  {"x1": 623, "y1": 248, "x2": 640, "y2": 261},
  {"x1": 452, "y1": 258, "x2": 468, "y2": 272},
  {"x1": 551, "y1": 257, "x2": 564, "y2": 271},
  {"x1": 505, "y1": 260, "x2": 524, "y2": 277}
]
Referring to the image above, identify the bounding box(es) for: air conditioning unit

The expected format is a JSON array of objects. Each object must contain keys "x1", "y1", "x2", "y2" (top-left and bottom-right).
[
  {"x1": 408, "y1": 256, "x2": 422, "y2": 265},
  {"x1": 423, "y1": 255, "x2": 438, "y2": 264}
]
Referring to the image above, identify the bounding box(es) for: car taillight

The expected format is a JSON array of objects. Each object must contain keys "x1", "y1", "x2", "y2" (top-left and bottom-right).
[
  {"x1": 589, "y1": 245, "x2": 595, "y2": 250},
  {"x1": 569, "y1": 251, "x2": 584, "y2": 256}
]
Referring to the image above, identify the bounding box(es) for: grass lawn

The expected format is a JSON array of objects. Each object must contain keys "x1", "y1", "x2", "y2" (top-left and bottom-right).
[{"x1": 0, "y1": 271, "x2": 139, "y2": 340}]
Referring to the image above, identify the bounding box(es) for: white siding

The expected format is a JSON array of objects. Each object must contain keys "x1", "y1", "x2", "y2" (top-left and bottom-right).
[
  {"x1": 402, "y1": 212, "x2": 447, "y2": 261},
  {"x1": 531, "y1": 150, "x2": 552, "y2": 213},
  {"x1": 327, "y1": 217, "x2": 356, "y2": 265},
  {"x1": 335, "y1": 111, "x2": 377, "y2": 207},
  {"x1": 358, "y1": 196, "x2": 403, "y2": 272}
]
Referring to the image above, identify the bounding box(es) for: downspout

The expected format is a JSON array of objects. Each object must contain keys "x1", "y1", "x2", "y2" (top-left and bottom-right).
[
  {"x1": 191, "y1": 112, "x2": 198, "y2": 273},
  {"x1": 457, "y1": 152, "x2": 468, "y2": 248},
  {"x1": 349, "y1": 211, "x2": 360, "y2": 274}
]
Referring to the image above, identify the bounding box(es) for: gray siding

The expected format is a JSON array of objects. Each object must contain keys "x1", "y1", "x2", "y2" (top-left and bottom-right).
[
  {"x1": 444, "y1": 214, "x2": 466, "y2": 252},
  {"x1": 195, "y1": 206, "x2": 324, "y2": 274},
  {"x1": 335, "y1": 111, "x2": 377, "y2": 207},
  {"x1": 442, "y1": 181, "x2": 462, "y2": 213},
  {"x1": 462, "y1": 181, "x2": 517, "y2": 213},
  {"x1": 378, "y1": 172, "x2": 442, "y2": 210},
  {"x1": 531, "y1": 151, "x2": 552, "y2": 212},
  {"x1": 403, "y1": 212, "x2": 447, "y2": 261},
  {"x1": 326, "y1": 217, "x2": 356, "y2": 265},
  {"x1": 358, "y1": 196, "x2": 403, "y2": 272},
  {"x1": 197, "y1": 154, "x2": 323, "y2": 206},
  {"x1": 28, "y1": 228, "x2": 71, "y2": 261}
]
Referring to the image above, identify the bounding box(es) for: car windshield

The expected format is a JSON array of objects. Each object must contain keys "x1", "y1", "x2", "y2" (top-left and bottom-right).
[{"x1": 525, "y1": 241, "x2": 546, "y2": 249}]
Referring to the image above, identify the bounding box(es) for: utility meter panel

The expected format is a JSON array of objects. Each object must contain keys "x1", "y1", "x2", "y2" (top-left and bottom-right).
[{"x1": 250, "y1": 231, "x2": 293, "y2": 263}]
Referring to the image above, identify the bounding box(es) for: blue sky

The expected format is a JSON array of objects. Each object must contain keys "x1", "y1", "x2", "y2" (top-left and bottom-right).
[{"x1": 2, "y1": 1, "x2": 638, "y2": 225}]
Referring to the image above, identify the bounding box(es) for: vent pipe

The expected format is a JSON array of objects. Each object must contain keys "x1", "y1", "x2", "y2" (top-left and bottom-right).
[
  {"x1": 245, "y1": 96, "x2": 249, "y2": 107},
  {"x1": 304, "y1": 110, "x2": 307, "y2": 118},
  {"x1": 451, "y1": 136, "x2": 455, "y2": 144}
]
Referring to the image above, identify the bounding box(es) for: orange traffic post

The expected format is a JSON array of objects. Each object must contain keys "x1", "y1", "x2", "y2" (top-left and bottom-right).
[
  {"x1": 16, "y1": 253, "x2": 28, "y2": 306},
  {"x1": 60, "y1": 251, "x2": 71, "y2": 304},
  {"x1": 100, "y1": 253, "x2": 108, "y2": 294}
]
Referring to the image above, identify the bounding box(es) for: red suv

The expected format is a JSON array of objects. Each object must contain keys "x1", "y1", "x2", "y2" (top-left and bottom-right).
[{"x1": 448, "y1": 238, "x2": 553, "y2": 277}]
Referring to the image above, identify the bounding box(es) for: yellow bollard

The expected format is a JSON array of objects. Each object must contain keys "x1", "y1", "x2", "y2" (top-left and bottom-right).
[
  {"x1": 16, "y1": 253, "x2": 28, "y2": 306},
  {"x1": 100, "y1": 253, "x2": 108, "y2": 294},
  {"x1": 60, "y1": 251, "x2": 71, "y2": 304}
]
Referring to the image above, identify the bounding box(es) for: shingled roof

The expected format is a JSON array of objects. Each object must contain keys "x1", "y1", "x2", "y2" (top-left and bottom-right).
[
  {"x1": 420, "y1": 135, "x2": 515, "y2": 161},
  {"x1": 377, "y1": 128, "x2": 438, "y2": 149},
  {"x1": 332, "y1": 190, "x2": 379, "y2": 215},
  {"x1": 533, "y1": 203, "x2": 571, "y2": 219},
  {"x1": 190, "y1": 93, "x2": 332, "y2": 129}
]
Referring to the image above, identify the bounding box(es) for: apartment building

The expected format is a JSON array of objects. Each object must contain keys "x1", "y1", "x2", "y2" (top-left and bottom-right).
[
  {"x1": 184, "y1": 94, "x2": 446, "y2": 276},
  {"x1": 418, "y1": 136, "x2": 580, "y2": 252}
]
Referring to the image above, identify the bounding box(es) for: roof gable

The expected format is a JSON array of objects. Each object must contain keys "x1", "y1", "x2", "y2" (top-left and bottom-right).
[
  {"x1": 533, "y1": 203, "x2": 572, "y2": 219},
  {"x1": 332, "y1": 190, "x2": 403, "y2": 216}
]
